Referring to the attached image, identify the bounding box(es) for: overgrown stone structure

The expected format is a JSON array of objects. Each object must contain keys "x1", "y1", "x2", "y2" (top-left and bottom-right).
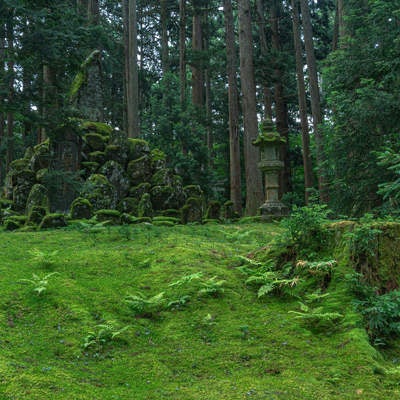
[{"x1": 253, "y1": 119, "x2": 289, "y2": 221}]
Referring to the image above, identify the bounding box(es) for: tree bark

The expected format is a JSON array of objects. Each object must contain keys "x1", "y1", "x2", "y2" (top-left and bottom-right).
[
  {"x1": 270, "y1": 0, "x2": 291, "y2": 196},
  {"x1": 179, "y1": 0, "x2": 186, "y2": 105},
  {"x1": 255, "y1": 0, "x2": 272, "y2": 119},
  {"x1": 5, "y1": 11, "x2": 14, "y2": 171},
  {"x1": 87, "y1": 0, "x2": 100, "y2": 24},
  {"x1": 224, "y1": 0, "x2": 242, "y2": 215},
  {"x1": 191, "y1": 2, "x2": 204, "y2": 108},
  {"x1": 123, "y1": 0, "x2": 139, "y2": 137},
  {"x1": 299, "y1": 0, "x2": 329, "y2": 202},
  {"x1": 238, "y1": 0, "x2": 263, "y2": 215},
  {"x1": 160, "y1": 0, "x2": 169, "y2": 75},
  {"x1": 291, "y1": 0, "x2": 313, "y2": 204}
]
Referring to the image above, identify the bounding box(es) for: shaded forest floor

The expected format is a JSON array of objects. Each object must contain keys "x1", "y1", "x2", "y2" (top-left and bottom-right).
[{"x1": 0, "y1": 222, "x2": 399, "y2": 399}]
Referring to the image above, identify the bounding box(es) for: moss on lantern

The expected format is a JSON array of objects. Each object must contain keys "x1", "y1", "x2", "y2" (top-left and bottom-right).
[{"x1": 253, "y1": 119, "x2": 286, "y2": 146}]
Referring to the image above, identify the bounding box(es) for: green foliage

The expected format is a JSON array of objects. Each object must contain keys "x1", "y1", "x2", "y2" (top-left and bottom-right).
[
  {"x1": 124, "y1": 291, "x2": 165, "y2": 318},
  {"x1": 280, "y1": 204, "x2": 331, "y2": 255},
  {"x1": 29, "y1": 248, "x2": 58, "y2": 269},
  {"x1": 83, "y1": 321, "x2": 130, "y2": 353},
  {"x1": 168, "y1": 272, "x2": 203, "y2": 288},
  {"x1": 19, "y1": 272, "x2": 59, "y2": 296},
  {"x1": 198, "y1": 276, "x2": 226, "y2": 298}
]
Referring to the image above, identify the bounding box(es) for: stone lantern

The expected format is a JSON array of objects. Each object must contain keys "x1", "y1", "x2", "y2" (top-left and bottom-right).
[{"x1": 253, "y1": 119, "x2": 288, "y2": 220}]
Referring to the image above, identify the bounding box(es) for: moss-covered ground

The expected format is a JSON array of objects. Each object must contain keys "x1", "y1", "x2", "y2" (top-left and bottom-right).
[{"x1": 0, "y1": 223, "x2": 399, "y2": 399}]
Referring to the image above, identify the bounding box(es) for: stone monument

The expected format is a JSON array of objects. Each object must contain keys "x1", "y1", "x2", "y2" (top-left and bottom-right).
[{"x1": 253, "y1": 119, "x2": 289, "y2": 221}]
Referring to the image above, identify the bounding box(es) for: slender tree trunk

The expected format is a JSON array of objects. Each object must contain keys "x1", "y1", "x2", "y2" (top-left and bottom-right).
[
  {"x1": 87, "y1": 0, "x2": 100, "y2": 24},
  {"x1": 191, "y1": 2, "x2": 204, "y2": 108},
  {"x1": 179, "y1": 0, "x2": 186, "y2": 105},
  {"x1": 299, "y1": 0, "x2": 328, "y2": 202},
  {"x1": 124, "y1": 0, "x2": 139, "y2": 137},
  {"x1": 224, "y1": 0, "x2": 242, "y2": 215},
  {"x1": 0, "y1": 23, "x2": 5, "y2": 175},
  {"x1": 160, "y1": 0, "x2": 169, "y2": 75},
  {"x1": 5, "y1": 12, "x2": 14, "y2": 171},
  {"x1": 238, "y1": 0, "x2": 263, "y2": 215},
  {"x1": 255, "y1": 0, "x2": 272, "y2": 119},
  {"x1": 291, "y1": 0, "x2": 313, "y2": 204},
  {"x1": 270, "y1": 0, "x2": 291, "y2": 196}
]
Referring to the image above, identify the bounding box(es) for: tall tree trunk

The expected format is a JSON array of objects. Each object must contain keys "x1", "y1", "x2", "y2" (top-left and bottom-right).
[
  {"x1": 5, "y1": 11, "x2": 14, "y2": 171},
  {"x1": 238, "y1": 0, "x2": 263, "y2": 215},
  {"x1": 291, "y1": 0, "x2": 313, "y2": 204},
  {"x1": 179, "y1": 0, "x2": 186, "y2": 105},
  {"x1": 255, "y1": 0, "x2": 272, "y2": 119},
  {"x1": 224, "y1": 0, "x2": 242, "y2": 215},
  {"x1": 160, "y1": 0, "x2": 169, "y2": 75},
  {"x1": 123, "y1": 0, "x2": 139, "y2": 137},
  {"x1": 191, "y1": 2, "x2": 204, "y2": 108},
  {"x1": 299, "y1": 0, "x2": 328, "y2": 202},
  {"x1": 0, "y1": 22, "x2": 6, "y2": 183},
  {"x1": 270, "y1": 0, "x2": 291, "y2": 196},
  {"x1": 87, "y1": 0, "x2": 100, "y2": 24}
]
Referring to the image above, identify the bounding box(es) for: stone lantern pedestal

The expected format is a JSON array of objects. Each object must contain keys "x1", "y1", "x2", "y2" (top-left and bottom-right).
[{"x1": 253, "y1": 119, "x2": 289, "y2": 221}]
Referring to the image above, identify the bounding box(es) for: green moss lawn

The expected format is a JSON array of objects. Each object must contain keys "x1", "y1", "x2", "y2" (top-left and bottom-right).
[{"x1": 0, "y1": 223, "x2": 399, "y2": 399}]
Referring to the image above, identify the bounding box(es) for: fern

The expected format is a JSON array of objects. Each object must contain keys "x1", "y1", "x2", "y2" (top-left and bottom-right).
[
  {"x1": 169, "y1": 272, "x2": 203, "y2": 287},
  {"x1": 19, "y1": 272, "x2": 59, "y2": 295},
  {"x1": 198, "y1": 276, "x2": 226, "y2": 297},
  {"x1": 83, "y1": 321, "x2": 130, "y2": 352},
  {"x1": 125, "y1": 291, "x2": 165, "y2": 317}
]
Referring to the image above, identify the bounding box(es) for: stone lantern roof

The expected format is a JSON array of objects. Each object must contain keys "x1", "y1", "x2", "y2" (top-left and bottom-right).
[{"x1": 253, "y1": 119, "x2": 286, "y2": 146}]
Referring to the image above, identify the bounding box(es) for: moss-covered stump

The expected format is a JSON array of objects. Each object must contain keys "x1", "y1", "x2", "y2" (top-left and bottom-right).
[
  {"x1": 81, "y1": 174, "x2": 117, "y2": 211},
  {"x1": 27, "y1": 206, "x2": 47, "y2": 225},
  {"x1": 181, "y1": 197, "x2": 203, "y2": 224},
  {"x1": 3, "y1": 215, "x2": 27, "y2": 231},
  {"x1": 39, "y1": 213, "x2": 67, "y2": 229},
  {"x1": 117, "y1": 197, "x2": 138, "y2": 215},
  {"x1": 205, "y1": 201, "x2": 221, "y2": 220},
  {"x1": 138, "y1": 193, "x2": 153, "y2": 218},
  {"x1": 26, "y1": 184, "x2": 49, "y2": 215},
  {"x1": 127, "y1": 156, "x2": 153, "y2": 186},
  {"x1": 99, "y1": 161, "x2": 130, "y2": 201},
  {"x1": 70, "y1": 197, "x2": 93, "y2": 219},
  {"x1": 95, "y1": 209, "x2": 121, "y2": 225}
]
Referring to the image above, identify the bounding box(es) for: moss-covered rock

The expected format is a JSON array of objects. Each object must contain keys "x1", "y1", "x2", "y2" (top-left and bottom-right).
[
  {"x1": 205, "y1": 201, "x2": 221, "y2": 220},
  {"x1": 183, "y1": 185, "x2": 203, "y2": 200},
  {"x1": 222, "y1": 200, "x2": 239, "y2": 220},
  {"x1": 159, "y1": 209, "x2": 180, "y2": 218},
  {"x1": 81, "y1": 121, "x2": 113, "y2": 137},
  {"x1": 70, "y1": 197, "x2": 93, "y2": 219},
  {"x1": 35, "y1": 168, "x2": 48, "y2": 183},
  {"x1": 9, "y1": 158, "x2": 30, "y2": 172},
  {"x1": 151, "y1": 168, "x2": 176, "y2": 187},
  {"x1": 84, "y1": 132, "x2": 108, "y2": 152},
  {"x1": 29, "y1": 140, "x2": 50, "y2": 172},
  {"x1": 81, "y1": 162, "x2": 99, "y2": 176},
  {"x1": 104, "y1": 144, "x2": 126, "y2": 164},
  {"x1": 138, "y1": 193, "x2": 153, "y2": 218},
  {"x1": 26, "y1": 184, "x2": 49, "y2": 216},
  {"x1": 150, "y1": 182, "x2": 186, "y2": 211},
  {"x1": 81, "y1": 174, "x2": 117, "y2": 211},
  {"x1": 88, "y1": 151, "x2": 106, "y2": 165},
  {"x1": 127, "y1": 138, "x2": 150, "y2": 161},
  {"x1": 152, "y1": 216, "x2": 179, "y2": 225},
  {"x1": 129, "y1": 182, "x2": 151, "y2": 200},
  {"x1": 117, "y1": 197, "x2": 138, "y2": 215},
  {"x1": 181, "y1": 197, "x2": 203, "y2": 224},
  {"x1": 95, "y1": 209, "x2": 121, "y2": 225},
  {"x1": 39, "y1": 213, "x2": 67, "y2": 229},
  {"x1": 99, "y1": 161, "x2": 130, "y2": 201},
  {"x1": 4, "y1": 215, "x2": 27, "y2": 231},
  {"x1": 27, "y1": 206, "x2": 47, "y2": 225},
  {"x1": 127, "y1": 156, "x2": 153, "y2": 186},
  {"x1": 150, "y1": 148, "x2": 166, "y2": 170}
]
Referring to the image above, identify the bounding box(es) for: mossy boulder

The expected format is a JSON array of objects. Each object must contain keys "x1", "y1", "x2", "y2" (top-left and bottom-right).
[
  {"x1": 81, "y1": 174, "x2": 117, "y2": 211},
  {"x1": 39, "y1": 213, "x2": 67, "y2": 229},
  {"x1": 4, "y1": 215, "x2": 27, "y2": 231},
  {"x1": 150, "y1": 148, "x2": 166, "y2": 170},
  {"x1": 205, "y1": 201, "x2": 221, "y2": 220},
  {"x1": 127, "y1": 138, "x2": 150, "y2": 161},
  {"x1": 29, "y1": 141, "x2": 50, "y2": 172},
  {"x1": 70, "y1": 197, "x2": 93, "y2": 219},
  {"x1": 129, "y1": 182, "x2": 151, "y2": 200},
  {"x1": 138, "y1": 193, "x2": 153, "y2": 218},
  {"x1": 25, "y1": 184, "x2": 49, "y2": 216},
  {"x1": 81, "y1": 121, "x2": 113, "y2": 137},
  {"x1": 11, "y1": 173, "x2": 36, "y2": 211},
  {"x1": 222, "y1": 200, "x2": 239, "y2": 220},
  {"x1": 99, "y1": 161, "x2": 130, "y2": 201},
  {"x1": 84, "y1": 132, "x2": 108, "y2": 152},
  {"x1": 35, "y1": 168, "x2": 48, "y2": 183},
  {"x1": 152, "y1": 216, "x2": 179, "y2": 226},
  {"x1": 104, "y1": 144, "x2": 127, "y2": 164},
  {"x1": 181, "y1": 197, "x2": 203, "y2": 224},
  {"x1": 95, "y1": 209, "x2": 121, "y2": 225},
  {"x1": 151, "y1": 181, "x2": 185, "y2": 211},
  {"x1": 27, "y1": 206, "x2": 47, "y2": 225},
  {"x1": 117, "y1": 197, "x2": 138, "y2": 215},
  {"x1": 9, "y1": 158, "x2": 30, "y2": 172},
  {"x1": 88, "y1": 151, "x2": 106, "y2": 165},
  {"x1": 159, "y1": 209, "x2": 180, "y2": 218},
  {"x1": 151, "y1": 168, "x2": 176, "y2": 187},
  {"x1": 183, "y1": 185, "x2": 203, "y2": 200},
  {"x1": 127, "y1": 156, "x2": 153, "y2": 186},
  {"x1": 81, "y1": 162, "x2": 99, "y2": 176}
]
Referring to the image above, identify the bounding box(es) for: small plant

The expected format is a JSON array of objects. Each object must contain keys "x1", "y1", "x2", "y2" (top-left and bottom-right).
[
  {"x1": 166, "y1": 295, "x2": 191, "y2": 310},
  {"x1": 29, "y1": 248, "x2": 59, "y2": 269},
  {"x1": 124, "y1": 291, "x2": 165, "y2": 317},
  {"x1": 78, "y1": 220, "x2": 109, "y2": 246},
  {"x1": 239, "y1": 325, "x2": 250, "y2": 340},
  {"x1": 19, "y1": 272, "x2": 59, "y2": 295},
  {"x1": 135, "y1": 258, "x2": 152, "y2": 269},
  {"x1": 198, "y1": 276, "x2": 226, "y2": 297},
  {"x1": 83, "y1": 321, "x2": 130, "y2": 353},
  {"x1": 289, "y1": 301, "x2": 343, "y2": 331},
  {"x1": 169, "y1": 272, "x2": 203, "y2": 287}
]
